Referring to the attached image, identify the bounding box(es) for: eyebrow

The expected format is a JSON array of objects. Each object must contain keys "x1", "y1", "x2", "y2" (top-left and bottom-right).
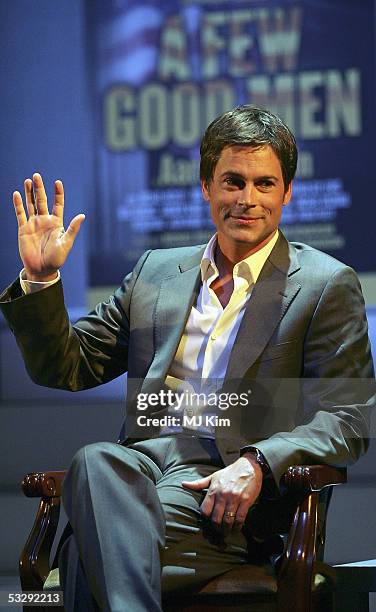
[
  {"x1": 220, "y1": 171, "x2": 280, "y2": 181},
  {"x1": 220, "y1": 171, "x2": 244, "y2": 179}
]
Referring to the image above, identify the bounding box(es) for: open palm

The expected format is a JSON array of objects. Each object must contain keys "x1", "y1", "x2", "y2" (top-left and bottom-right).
[{"x1": 13, "y1": 173, "x2": 85, "y2": 281}]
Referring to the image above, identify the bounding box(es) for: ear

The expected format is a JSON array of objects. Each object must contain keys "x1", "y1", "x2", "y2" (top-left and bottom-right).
[
  {"x1": 201, "y1": 179, "x2": 211, "y2": 202},
  {"x1": 282, "y1": 182, "x2": 293, "y2": 206}
]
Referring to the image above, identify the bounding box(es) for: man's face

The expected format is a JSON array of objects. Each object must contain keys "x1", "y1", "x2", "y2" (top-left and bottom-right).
[{"x1": 201, "y1": 145, "x2": 292, "y2": 260}]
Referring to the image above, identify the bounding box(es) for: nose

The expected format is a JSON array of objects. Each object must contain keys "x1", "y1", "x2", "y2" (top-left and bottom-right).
[{"x1": 237, "y1": 183, "x2": 256, "y2": 206}]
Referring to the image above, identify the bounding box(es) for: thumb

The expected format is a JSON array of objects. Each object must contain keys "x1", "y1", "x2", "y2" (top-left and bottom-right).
[
  {"x1": 63, "y1": 214, "x2": 86, "y2": 248},
  {"x1": 182, "y1": 475, "x2": 212, "y2": 490}
]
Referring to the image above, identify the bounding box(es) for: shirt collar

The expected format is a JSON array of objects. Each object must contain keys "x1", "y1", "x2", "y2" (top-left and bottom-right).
[{"x1": 200, "y1": 230, "x2": 280, "y2": 285}]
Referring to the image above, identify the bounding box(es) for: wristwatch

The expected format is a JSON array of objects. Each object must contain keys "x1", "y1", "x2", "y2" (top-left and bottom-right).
[{"x1": 241, "y1": 446, "x2": 271, "y2": 476}]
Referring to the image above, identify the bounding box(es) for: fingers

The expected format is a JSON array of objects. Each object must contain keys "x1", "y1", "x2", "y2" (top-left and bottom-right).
[
  {"x1": 19, "y1": 175, "x2": 69, "y2": 222},
  {"x1": 221, "y1": 503, "x2": 250, "y2": 536},
  {"x1": 12, "y1": 191, "x2": 27, "y2": 228},
  {"x1": 200, "y1": 483, "x2": 254, "y2": 535},
  {"x1": 222, "y1": 507, "x2": 238, "y2": 535},
  {"x1": 23, "y1": 173, "x2": 49, "y2": 216},
  {"x1": 182, "y1": 475, "x2": 211, "y2": 490},
  {"x1": 232, "y1": 501, "x2": 250, "y2": 533},
  {"x1": 24, "y1": 179, "x2": 37, "y2": 217},
  {"x1": 62, "y1": 214, "x2": 86, "y2": 250},
  {"x1": 203, "y1": 496, "x2": 248, "y2": 535},
  {"x1": 200, "y1": 488, "x2": 215, "y2": 518},
  {"x1": 32, "y1": 173, "x2": 49, "y2": 214},
  {"x1": 52, "y1": 180, "x2": 64, "y2": 219},
  {"x1": 208, "y1": 496, "x2": 226, "y2": 528},
  {"x1": 201, "y1": 494, "x2": 239, "y2": 535}
]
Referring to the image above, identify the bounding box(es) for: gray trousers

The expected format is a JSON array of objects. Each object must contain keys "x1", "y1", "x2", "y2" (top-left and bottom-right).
[{"x1": 59, "y1": 436, "x2": 249, "y2": 612}]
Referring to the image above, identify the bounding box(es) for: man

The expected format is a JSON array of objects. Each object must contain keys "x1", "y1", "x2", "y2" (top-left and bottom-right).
[{"x1": 1, "y1": 106, "x2": 374, "y2": 611}]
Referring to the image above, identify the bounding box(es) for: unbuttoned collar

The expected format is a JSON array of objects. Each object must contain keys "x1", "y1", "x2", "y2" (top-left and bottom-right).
[{"x1": 200, "y1": 230, "x2": 280, "y2": 286}]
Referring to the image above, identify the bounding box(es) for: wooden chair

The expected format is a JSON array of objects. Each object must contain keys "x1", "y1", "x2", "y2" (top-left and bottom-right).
[{"x1": 20, "y1": 464, "x2": 346, "y2": 612}]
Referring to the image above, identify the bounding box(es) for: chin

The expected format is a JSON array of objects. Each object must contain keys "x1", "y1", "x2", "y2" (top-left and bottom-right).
[{"x1": 230, "y1": 230, "x2": 265, "y2": 245}]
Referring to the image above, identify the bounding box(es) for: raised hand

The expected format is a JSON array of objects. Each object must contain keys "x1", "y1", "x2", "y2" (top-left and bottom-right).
[{"x1": 13, "y1": 173, "x2": 85, "y2": 281}]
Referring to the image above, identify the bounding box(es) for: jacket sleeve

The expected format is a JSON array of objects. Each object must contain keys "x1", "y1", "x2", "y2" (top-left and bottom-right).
[
  {"x1": 0, "y1": 251, "x2": 151, "y2": 391},
  {"x1": 252, "y1": 266, "x2": 375, "y2": 488}
]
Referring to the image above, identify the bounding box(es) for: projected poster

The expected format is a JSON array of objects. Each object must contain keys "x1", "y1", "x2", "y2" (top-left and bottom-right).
[{"x1": 86, "y1": 0, "x2": 375, "y2": 286}]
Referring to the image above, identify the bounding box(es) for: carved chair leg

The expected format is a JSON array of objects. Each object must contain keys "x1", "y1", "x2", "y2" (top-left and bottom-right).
[
  {"x1": 277, "y1": 492, "x2": 319, "y2": 612},
  {"x1": 20, "y1": 496, "x2": 61, "y2": 591}
]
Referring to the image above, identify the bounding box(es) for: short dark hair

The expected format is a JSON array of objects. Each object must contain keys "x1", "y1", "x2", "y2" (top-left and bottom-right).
[{"x1": 200, "y1": 105, "x2": 298, "y2": 191}]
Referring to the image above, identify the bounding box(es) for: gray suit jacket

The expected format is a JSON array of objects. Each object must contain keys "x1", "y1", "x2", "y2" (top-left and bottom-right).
[{"x1": 1, "y1": 233, "x2": 374, "y2": 491}]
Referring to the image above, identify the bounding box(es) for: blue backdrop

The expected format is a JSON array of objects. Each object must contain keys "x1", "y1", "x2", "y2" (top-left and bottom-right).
[{"x1": 86, "y1": 0, "x2": 376, "y2": 285}]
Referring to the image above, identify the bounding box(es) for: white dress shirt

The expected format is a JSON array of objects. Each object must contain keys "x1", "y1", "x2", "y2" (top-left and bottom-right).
[{"x1": 163, "y1": 231, "x2": 279, "y2": 435}]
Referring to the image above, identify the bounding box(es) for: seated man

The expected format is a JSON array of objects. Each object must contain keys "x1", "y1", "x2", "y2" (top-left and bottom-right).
[{"x1": 1, "y1": 106, "x2": 374, "y2": 612}]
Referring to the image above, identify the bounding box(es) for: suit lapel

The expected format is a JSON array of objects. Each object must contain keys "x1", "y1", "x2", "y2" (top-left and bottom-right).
[
  {"x1": 225, "y1": 234, "x2": 301, "y2": 381},
  {"x1": 144, "y1": 249, "x2": 204, "y2": 386},
  {"x1": 144, "y1": 235, "x2": 301, "y2": 387}
]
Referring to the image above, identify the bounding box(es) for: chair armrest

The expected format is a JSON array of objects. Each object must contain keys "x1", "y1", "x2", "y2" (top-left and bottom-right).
[
  {"x1": 22, "y1": 471, "x2": 66, "y2": 498},
  {"x1": 283, "y1": 464, "x2": 347, "y2": 492},
  {"x1": 21, "y1": 464, "x2": 345, "y2": 498}
]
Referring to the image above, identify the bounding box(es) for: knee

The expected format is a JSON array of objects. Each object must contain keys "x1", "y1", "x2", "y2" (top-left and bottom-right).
[
  {"x1": 71, "y1": 441, "x2": 116, "y2": 471},
  {"x1": 63, "y1": 442, "x2": 118, "y2": 496}
]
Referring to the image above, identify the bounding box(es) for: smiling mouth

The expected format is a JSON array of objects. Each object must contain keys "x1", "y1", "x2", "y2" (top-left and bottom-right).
[
  {"x1": 224, "y1": 209, "x2": 264, "y2": 220},
  {"x1": 229, "y1": 215, "x2": 263, "y2": 223},
  {"x1": 231, "y1": 215, "x2": 261, "y2": 219}
]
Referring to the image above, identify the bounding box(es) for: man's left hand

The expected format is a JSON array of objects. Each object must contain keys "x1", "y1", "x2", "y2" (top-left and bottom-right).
[{"x1": 182, "y1": 453, "x2": 263, "y2": 534}]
